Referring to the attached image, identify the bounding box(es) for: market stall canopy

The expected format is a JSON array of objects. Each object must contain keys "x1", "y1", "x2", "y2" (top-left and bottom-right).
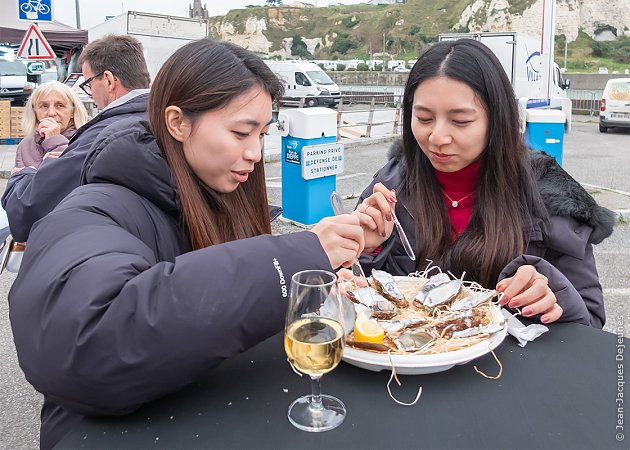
[{"x1": 0, "y1": 5, "x2": 87, "y2": 51}]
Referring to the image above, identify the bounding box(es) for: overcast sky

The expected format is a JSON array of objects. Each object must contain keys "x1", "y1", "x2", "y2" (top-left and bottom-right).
[{"x1": 53, "y1": 0, "x2": 367, "y2": 29}]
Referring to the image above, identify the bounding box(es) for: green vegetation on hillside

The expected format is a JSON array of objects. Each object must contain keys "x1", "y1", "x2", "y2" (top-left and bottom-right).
[
  {"x1": 555, "y1": 32, "x2": 630, "y2": 73},
  {"x1": 210, "y1": 2, "x2": 629, "y2": 71}
]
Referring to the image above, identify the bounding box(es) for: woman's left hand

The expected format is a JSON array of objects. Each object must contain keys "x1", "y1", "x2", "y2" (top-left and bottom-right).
[
  {"x1": 496, "y1": 265, "x2": 563, "y2": 324},
  {"x1": 353, "y1": 183, "x2": 396, "y2": 252}
]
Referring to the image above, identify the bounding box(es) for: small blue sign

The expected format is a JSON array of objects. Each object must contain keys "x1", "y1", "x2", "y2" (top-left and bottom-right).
[
  {"x1": 284, "y1": 140, "x2": 301, "y2": 165},
  {"x1": 18, "y1": 0, "x2": 53, "y2": 22}
]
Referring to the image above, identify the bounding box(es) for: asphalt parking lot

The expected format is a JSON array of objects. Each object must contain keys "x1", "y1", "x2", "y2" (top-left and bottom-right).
[{"x1": 0, "y1": 118, "x2": 628, "y2": 449}]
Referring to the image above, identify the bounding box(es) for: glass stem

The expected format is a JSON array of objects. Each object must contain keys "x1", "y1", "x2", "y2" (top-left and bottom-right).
[{"x1": 309, "y1": 375, "x2": 323, "y2": 411}]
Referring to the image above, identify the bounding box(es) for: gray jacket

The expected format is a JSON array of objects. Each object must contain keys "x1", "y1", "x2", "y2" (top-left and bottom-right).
[{"x1": 359, "y1": 140, "x2": 615, "y2": 328}]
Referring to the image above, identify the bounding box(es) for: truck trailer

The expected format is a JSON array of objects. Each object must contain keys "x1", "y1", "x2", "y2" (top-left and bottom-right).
[
  {"x1": 438, "y1": 32, "x2": 570, "y2": 100},
  {"x1": 88, "y1": 11, "x2": 208, "y2": 83}
]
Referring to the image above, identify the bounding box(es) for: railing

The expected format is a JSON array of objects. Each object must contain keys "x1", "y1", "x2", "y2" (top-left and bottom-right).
[
  {"x1": 280, "y1": 92, "x2": 404, "y2": 139},
  {"x1": 567, "y1": 89, "x2": 603, "y2": 116},
  {"x1": 336, "y1": 94, "x2": 403, "y2": 139},
  {"x1": 281, "y1": 88, "x2": 603, "y2": 140}
]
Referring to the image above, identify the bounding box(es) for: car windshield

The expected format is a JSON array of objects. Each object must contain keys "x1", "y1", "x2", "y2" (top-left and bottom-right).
[
  {"x1": 0, "y1": 60, "x2": 26, "y2": 76},
  {"x1": 608, "y1": 81, "x2": 630, "y2": 101},
  {"x1": 306, "y1": 71, "x2": 334, "y2": 85}
]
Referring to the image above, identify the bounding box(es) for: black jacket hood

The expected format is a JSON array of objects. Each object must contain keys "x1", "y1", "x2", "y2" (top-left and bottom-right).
[
  {"x1": 386, "y1": 139, "x2": 615, "y2": 244},
  {"x1": 81, "y1": 119, "x2": 180, "y2": 216}
]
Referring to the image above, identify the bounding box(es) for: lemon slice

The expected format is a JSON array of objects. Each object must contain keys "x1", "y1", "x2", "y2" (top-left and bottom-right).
[{"x1": 354, "y1": 316, "x2": 385, "y2": 344}]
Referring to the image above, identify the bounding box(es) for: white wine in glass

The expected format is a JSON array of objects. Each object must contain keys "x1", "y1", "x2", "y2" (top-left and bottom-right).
[{"x1": 284, "y1": 270, "x2": 346, "y2": 432}]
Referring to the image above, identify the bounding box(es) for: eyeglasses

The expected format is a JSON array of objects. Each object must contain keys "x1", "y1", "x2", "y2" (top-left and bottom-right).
[{"x1": 79, "y1": 71, "x2": 105, "y2": 97}]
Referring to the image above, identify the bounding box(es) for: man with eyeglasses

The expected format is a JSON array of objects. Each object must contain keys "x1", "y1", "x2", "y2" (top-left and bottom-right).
[{"x1": 2, "y1": 35, "x2": 150, "y2": 245}]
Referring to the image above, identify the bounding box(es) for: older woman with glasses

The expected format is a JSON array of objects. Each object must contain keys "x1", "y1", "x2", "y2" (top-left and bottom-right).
[{"x1": 13, "y1": 81, "x2": 89, "y2": 173}]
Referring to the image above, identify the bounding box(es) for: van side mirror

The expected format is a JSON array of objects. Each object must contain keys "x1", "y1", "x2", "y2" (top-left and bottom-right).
[{"x1": 562, "y1": 79, "x2": 570, "y2": 90}]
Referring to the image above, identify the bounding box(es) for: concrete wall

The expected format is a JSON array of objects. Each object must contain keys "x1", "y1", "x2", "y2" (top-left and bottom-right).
[
  {"x1": 328, "y1": 72, "x2": 627, "y2": 91},
  {"x1": 327, "y1": 72, "x2": 409, "y2": 86},
  {"x1": 563, "y1": 74, "x2": 629, "y2": 90}
]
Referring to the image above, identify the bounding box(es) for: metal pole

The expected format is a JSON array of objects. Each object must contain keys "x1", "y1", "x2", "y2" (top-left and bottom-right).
[
  {"x1": 382, "y1": 32, "x2": 386, "y2": 72},
  {"x1": 564, "y1": 35, "x2": 568, "y2": 70},
  {"x1": 75, "y1": 0, "x2": 81, "y2": 28}
]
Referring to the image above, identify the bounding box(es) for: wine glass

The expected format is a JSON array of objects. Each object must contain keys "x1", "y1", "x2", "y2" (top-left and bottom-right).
[{"x1": 284, "y1": 269, "x2": 346, "y2": 432}]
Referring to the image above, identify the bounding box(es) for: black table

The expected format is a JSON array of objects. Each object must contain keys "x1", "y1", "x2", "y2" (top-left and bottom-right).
[{"x1": 56, "y1": 323, "x2": 628, "y2": 449}]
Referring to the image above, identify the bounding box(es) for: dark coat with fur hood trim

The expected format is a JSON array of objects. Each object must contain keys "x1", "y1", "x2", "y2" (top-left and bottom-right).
[{"x1": 359, "y1": 140, "x2": 615, "y2": 328}]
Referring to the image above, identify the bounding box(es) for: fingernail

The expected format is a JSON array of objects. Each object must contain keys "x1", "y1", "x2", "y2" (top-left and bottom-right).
[
  {"x1": 540, "y1": 316, "x2": 549, "y2": 324},
  {"x1": 522, "y1": 307, "x2": 532, "y2": 316}
]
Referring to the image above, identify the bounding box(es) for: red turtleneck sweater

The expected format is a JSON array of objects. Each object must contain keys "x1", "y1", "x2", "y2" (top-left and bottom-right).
[{"x1": 434, "y1": 160, "x2": 482, "y2": 239}]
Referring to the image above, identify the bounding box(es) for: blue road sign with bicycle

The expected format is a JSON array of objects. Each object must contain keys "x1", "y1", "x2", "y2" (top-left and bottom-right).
[{"x1": 18, "y1": 0, "x2": 53, "y2": 22}]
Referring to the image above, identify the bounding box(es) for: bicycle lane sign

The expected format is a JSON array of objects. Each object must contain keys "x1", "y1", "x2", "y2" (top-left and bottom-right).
[{"x1": 18, "y1": 0, "x2": 54, "y2": 22}]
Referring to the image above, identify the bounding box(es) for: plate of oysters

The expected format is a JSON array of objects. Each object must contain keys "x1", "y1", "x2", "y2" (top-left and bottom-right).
[{"x1": 339, "y1": 268, "x2": 508, "y2": 375}]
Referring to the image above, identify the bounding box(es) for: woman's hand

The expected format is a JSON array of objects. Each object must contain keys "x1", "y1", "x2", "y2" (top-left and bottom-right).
[
  {"x1": 37, "y1": 117, "x2": 61, "y2": 139},
  {"x1": 496, "y1": 265, "x2": 563, "y2": 324},
  {"x1": 43, "y1": 151, "x2": 63, "y2": 160},
  {"x1": 354, "y1": 183, "x2": 396, "y2": 252},
  {"x1": 336, "y1": 267, "x2": 369, "y2": 299},
  {"x1": 311, "y1": 214, "x2": 365, "y2": 269}
]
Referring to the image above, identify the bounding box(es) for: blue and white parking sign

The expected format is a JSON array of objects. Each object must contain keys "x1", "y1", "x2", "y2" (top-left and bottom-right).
[{"x1": 18, "y1": 0, "x2": 53, "y2": 22}]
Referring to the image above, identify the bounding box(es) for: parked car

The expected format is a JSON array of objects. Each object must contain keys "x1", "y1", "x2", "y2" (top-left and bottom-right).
[
  {"x1": 599, "y1": 78, "x2": 630, "y2": 133},
  {"x1": 598, "y1": 67, "x2": 609, "y2": 74}
]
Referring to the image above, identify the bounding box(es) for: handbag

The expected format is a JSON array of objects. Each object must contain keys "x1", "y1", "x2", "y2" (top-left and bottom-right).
[{"x1": 0, "y1": 236, "x2": 25, "y2": 273}]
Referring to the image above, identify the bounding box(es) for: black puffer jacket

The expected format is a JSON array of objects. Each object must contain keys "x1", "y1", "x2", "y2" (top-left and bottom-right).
[
  {"x1": 8, "y1": 119, "x2": 332, "y2": 448},
  {"x1": 359, "y1": 140, "x2": 615, "y2": 328},
  {"x1": 2, "y1": 92, "x2": 148, "y2": 242}
]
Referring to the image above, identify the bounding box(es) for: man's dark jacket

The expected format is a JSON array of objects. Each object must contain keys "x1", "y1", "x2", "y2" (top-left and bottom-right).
[
  {"x1": 1, "y1": 93, "x2": 149, "y2": 242},
  {"x1": 8, "y1": 119, "x2": 331, "y2": 448},
  {"x1": 359, "y1": 140, "x2": 615, "y2": 328}
]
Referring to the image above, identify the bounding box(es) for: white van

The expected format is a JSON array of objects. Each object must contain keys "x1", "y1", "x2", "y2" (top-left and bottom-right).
[
  {"x1": 264, "y1": 61, "x2": 341, "y2": 107},
  {"x1": 0, "y1": 59, "x2": 32, "y2": 105},
  {"x1": 599, "y1": 78, "x2": 630, "y2": 133}
]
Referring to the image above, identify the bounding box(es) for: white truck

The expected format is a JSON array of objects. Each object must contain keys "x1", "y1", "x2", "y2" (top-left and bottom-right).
[
  {"x1": 264, "y1": 61, "x2": 341, "y2": 108},
  {"x1": 88, "y1": 11, "x2": 208, "y2": 82},
  {"x1": 438, "y1": 32, "x2": 570, "y2": 101}
]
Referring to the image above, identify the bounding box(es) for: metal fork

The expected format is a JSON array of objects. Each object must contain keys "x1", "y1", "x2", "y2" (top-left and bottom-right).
[{"x1": 329, "y1": 191, "x2": 372, "y2": 287}]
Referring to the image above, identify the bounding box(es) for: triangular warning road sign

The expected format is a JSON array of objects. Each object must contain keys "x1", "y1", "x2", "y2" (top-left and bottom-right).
[{"x1": 17, "y1": 24, "x2": 55, "y2": 60}]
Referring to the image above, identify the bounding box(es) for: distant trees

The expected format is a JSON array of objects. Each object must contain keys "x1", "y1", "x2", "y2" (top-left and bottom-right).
[
  {"x1": 341, "y1": 16, "x2": 360, "y2": 28},
  {"x1": 265, "y1": 0, "x2": 283, "y2": 6},
  {"x1": 591, "y1": 36, "x2": 630, "y2": 64},
  {"x1": 291, "y1": 35, "x2": 312, "y2": 59},
  {"x1": 331, "y1": 33, "x2": 356, "y2": 55}
]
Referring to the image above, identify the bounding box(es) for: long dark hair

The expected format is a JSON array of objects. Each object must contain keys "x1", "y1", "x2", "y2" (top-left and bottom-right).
[
  {"x1": 149, "y1": 39, "x2": 284, "y2": 250},
  {"x1": 401, "y1": 39, "x2": 547, "y2": 285}
]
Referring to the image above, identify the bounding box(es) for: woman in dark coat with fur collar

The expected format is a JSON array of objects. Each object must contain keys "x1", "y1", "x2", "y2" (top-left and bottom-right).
[{"x1": 356, "y1": 39, "x2": 615, "y2": 328}]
